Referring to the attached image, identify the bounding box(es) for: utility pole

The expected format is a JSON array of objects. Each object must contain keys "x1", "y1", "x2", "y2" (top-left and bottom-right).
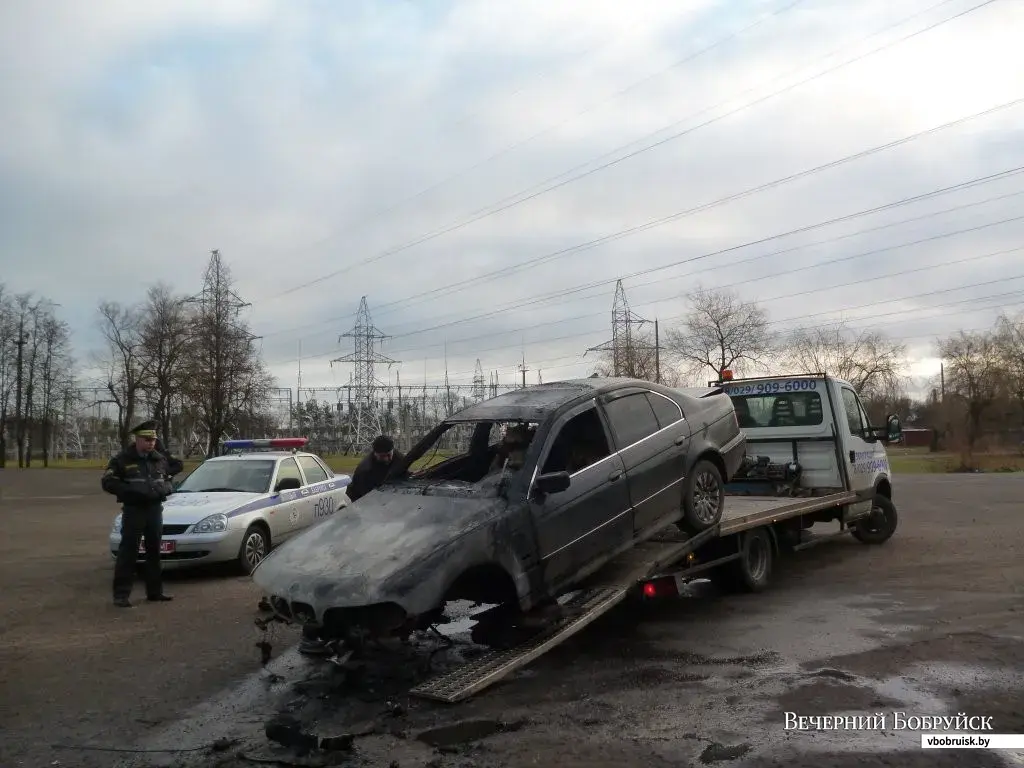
[
  {"x1": 518, "y1": 352, "x2": 529, "y2": 389},
  {"x1": 655, "y1": 319, "x2": 661, "y2": 384},
  {"x1": 940, "y1": 362, "x2": 945, "y2": 401}
]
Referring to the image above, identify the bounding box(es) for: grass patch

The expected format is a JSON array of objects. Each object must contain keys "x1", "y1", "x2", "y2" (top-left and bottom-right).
[{"x1": 888, "y1": 449, "x2": 1024, "y2": 474}]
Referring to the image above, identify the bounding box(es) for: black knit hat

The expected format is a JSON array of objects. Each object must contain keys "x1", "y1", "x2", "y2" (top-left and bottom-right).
[{"x1": 372, "y1": 435, "x2": 394, "y2": 453}]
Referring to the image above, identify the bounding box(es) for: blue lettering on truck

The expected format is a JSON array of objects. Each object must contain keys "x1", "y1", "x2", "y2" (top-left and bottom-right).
[{"x1": 724, "y1": 379, "x2": 819, "y2": 396}]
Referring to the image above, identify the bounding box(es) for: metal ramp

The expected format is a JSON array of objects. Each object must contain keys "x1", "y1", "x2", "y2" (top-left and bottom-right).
[
  {"x1": 409, "y1": 526, "x2": 719, "y2": 704},
  {"x1": 409, "y1": 586, "x2": 626, "y2": 703}
]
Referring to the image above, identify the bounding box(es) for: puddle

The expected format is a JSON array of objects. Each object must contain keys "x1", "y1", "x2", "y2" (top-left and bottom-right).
[{"x1": 416, "y1": 717, "x2": 526, "y2": 748}]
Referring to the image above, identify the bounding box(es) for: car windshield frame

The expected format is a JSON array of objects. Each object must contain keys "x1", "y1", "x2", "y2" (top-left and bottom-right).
[
  {"x1": 729, "y1": 391, "x2": 825, "y2": 429},
  {"x1": 399, "y1": 418, "x2": 542, "y2": 487},
  {"x1": 175, "y1": 459, "x2": 277, "y2": 494}
]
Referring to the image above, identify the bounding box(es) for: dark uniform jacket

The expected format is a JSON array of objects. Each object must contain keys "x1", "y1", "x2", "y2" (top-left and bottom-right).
[
  {"x1": 101, "y1": 445, "x2": 182, "y2": 510},
  {"x1": 347, "y1": 450, "x2": 404, "y2": 502}
]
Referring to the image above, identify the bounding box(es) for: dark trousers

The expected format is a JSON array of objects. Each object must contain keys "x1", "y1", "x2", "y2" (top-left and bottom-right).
[{"x1": 113, "y1": 506, "x2": 163, "y2": 599}]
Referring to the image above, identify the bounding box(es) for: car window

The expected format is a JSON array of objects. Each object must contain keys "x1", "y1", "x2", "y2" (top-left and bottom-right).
[
  {"x1": 276, "y1": 457, "x2": 304, "y2": 486},
  {"x1": 297, "y1": 456, "x2": 329, "y2": 484},
  {"x1": 646, "y1": 392, "x2": 683, "y2": 428},
  {"x1": 541, "y1": 406, "x2": 612, "y2": 475},
  {"x1": 602, "y1": 392, "x2": 661, "y2": 448},
  {"x1": 840, "y1": 388, "x2": 864, "y2": 435}
]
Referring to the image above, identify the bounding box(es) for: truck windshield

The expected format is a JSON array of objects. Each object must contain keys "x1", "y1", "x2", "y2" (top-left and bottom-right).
[
  {"x1": 730, "y1": 392, "x2": 824, "y2": 429},
  {"x1": 175, "y1": 459, "x2": 276, "y2": 494}
]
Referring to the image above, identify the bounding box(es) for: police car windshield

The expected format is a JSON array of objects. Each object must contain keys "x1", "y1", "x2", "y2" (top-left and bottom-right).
[{"x1": 175, "y1": 459, "x2": 276, "y2": 494}]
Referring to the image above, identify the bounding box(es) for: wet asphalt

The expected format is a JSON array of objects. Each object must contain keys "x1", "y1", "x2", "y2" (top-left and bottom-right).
[{"x1": 108, "y1": 473, "x2": 1024, "y2": 768}]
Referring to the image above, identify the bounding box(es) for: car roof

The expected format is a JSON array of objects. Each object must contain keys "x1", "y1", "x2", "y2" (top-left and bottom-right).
[{"x1": 445, "y1": 377, "x2": 686, "y2": 423}]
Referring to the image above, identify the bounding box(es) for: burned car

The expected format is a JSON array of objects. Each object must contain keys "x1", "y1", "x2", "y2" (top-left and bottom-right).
[{"x1": 251, "y1": 377, "x2": 745, "y2": 645}]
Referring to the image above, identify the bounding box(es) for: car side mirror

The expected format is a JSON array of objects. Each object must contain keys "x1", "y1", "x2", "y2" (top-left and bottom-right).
[
  {"x1": 533, "y1": 471, "x2": 571, "y2": 497},
  {"x1": 275, "y1": 477, "x2": 302, "y2": 493}
]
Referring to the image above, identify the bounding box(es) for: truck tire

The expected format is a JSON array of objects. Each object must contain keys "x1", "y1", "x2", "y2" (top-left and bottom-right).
[
  {"x1": 710, "y1": 529, "x2": 773, "y2": 593},
  {"x1": 851, "y1": 495, "x2": 898, "y2": 545},
  {"x1": 678, "y1": 459, "x2": 724, "y2": 534}
]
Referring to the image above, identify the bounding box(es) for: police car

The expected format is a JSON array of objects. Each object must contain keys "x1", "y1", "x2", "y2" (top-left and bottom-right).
[{"x1": 108, "y1": 438, "x2": 352, "y2": 574}]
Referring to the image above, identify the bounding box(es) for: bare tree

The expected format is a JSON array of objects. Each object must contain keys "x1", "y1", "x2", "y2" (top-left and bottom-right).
[
  {"x1": 591, "y1": 330, "x2": 683, "y2": 385},
  {"x1": 13, "y1": 293, "x2": 44, "y2": 466},
  {"x1": 995, "y1": 311, "x2": 1024, "y2": 427},
  {"x1": 785, "y1": 323, "x2": 908, "y2": 399},
  {"x1": 0, "y1": 286, "x2": 16, "y2": 467},
  {"x1": 936, "y1": 330, "x2": 1004, "y2": 460},
  {"x1": 663, "y1": 287, "x2": 775, "y2": 383},
  {"x1": 35, "y1": 310, "x2": 74, "y2": 466},
  {"x1": 96, "y1": 301, "x2": 148, "y2": 447},
  {"x1": 184, "y1": 250, "x2": 274, "y2": 456},
  {"x1": 139, "y1": 283, "x2": 192, "y2": 444}
]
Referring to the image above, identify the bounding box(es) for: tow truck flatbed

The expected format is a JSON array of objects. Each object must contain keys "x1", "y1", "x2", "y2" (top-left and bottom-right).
[{"x1": 409, "y1": 490, "x2": 857, "y2": 703}]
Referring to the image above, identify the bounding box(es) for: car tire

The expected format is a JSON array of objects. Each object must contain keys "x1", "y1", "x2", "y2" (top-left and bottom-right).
[
  {"x1": 238, "y1": 524, "x2": 270, "y2": 574},
  {"x1": 678, "y1": 459, "x2": 725, "y2": 534},
  {"x1": 851, "y1": 495, "x2": 898, "y2": 545}
]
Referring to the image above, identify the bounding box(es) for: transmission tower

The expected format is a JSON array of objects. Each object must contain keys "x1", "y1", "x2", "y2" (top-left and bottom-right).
[
  {"x1": 585, "y1": 280, "x2": 650, "y2": 376},
  {"x1": 472, "y1": 359, "x2": 486, "y2": 401},
  {"x1": 331, "y1": 296, "x2": 398, "y2": 449}
]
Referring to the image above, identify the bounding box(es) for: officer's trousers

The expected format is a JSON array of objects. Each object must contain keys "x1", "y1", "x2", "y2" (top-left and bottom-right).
[{"x1": 113, "y1": 506, "x2": 163, "y2": 599}]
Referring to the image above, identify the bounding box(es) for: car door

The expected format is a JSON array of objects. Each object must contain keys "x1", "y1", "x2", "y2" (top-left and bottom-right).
[
  {"x1": 271, "y1": 457, "x2": 306, "y2": 538},
  {"x1": 599, "y1": 388, "x2": 689, "y2": 537},
  {"x1": 295, "y1": 455, "x2": 338, "y2": 526},
  {"x1": 838, "y1": 384, "x2": 880, "y2": 518},
  {"x1": 529, "y1": 400, "x2": 632, "y2": 590}
]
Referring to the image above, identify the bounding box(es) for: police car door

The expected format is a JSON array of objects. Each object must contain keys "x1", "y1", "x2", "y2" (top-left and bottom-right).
[
  {"x1": 272, "y1": 457, "x2": 307, "y2": 538},
  {"x1": 295, "y1": 455, "x2": 339, "y2": 528}
]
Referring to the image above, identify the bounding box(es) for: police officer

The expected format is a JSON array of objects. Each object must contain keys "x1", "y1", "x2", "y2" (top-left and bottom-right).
[{"x1": 102, "y1": 420, "x2": 183, "y2": 608}]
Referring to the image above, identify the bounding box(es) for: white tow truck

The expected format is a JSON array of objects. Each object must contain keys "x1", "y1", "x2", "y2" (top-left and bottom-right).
[{"x1": 407, "y1": 372, "x2": 902, "y2": 703}]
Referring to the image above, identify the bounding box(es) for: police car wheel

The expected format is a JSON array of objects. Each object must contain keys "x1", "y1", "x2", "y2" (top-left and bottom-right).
[{"x1": 239, "y1": 524, "x2": 269, "y2": 574}]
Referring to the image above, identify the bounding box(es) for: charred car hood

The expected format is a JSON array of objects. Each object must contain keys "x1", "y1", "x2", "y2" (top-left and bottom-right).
[{"x1": 251, "y1": 483, "x2": 508, "y2": 608}]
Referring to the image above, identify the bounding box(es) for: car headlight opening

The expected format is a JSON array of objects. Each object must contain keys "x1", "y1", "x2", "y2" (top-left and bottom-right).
[{"x1": 192, "y1": 513, "x2": 228, "y2": 533}]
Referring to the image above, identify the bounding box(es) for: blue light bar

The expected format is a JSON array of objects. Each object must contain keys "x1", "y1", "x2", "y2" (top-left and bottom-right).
[{"x1": 222, "y1": 438, "x2": 308, "y2": 450}]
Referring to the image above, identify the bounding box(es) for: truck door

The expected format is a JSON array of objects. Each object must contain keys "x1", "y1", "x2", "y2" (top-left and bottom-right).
[
  {"x1": 837, "y1": 384, "x2": 884, "y2": 518},
  {"x1": 530, "y1": 401, "x2": 632, "y2": 590},
  {"x1": 600, "y1": 389, "x2": 687, "y2": 536}
]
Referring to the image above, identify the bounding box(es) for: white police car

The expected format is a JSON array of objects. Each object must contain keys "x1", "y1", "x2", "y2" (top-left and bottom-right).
[{"x1": 108, "y1": 438, "x2": 352, "y2": 574}]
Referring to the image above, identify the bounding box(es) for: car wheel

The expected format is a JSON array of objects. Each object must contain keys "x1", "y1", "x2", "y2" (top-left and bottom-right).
[
  {"x1": 851, "y1": 495, "x2": 898, "y2": 545},
  {"x1": 238, "y1": 524, "x2": 269, "y2": 574},
  {"x1": 679, "y1": 459, "x2": 724, "y2": 534}
]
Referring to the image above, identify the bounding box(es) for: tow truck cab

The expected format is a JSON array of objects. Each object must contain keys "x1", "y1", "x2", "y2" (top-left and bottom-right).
[{"x1": 715, "y1": 371, "x2": 902, "y2": 520}]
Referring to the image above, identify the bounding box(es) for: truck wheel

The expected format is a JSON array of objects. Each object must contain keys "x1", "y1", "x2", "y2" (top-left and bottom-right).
[
  {"x1": 732, "y1": 529, "x2": 773, "y2": 592},
  {"x1": 851, "y1": 495, "x2": 898, "y2": 545},
  {"x1": 678, "y1": 459, "x2": 724, "y2": 534}
]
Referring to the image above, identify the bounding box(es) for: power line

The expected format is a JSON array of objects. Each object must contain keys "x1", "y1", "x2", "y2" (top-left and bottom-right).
[
  {"x1": 261, "y1": 95, "x2": 1024, "y2": 347},
  {"x1": 268, "y1": 269, "x2": 1024, "y2": 368},
  {"x1": 264, "y1": 0, "x2": 998, "y2": 302},
  {"x1": 264, "y1": 209, "x2": 1024, "y2": 365},
  {"x1": 268, "y1": 1, "x2": 807, "y2": 267},
  {"x1": 258, "y1": 165, "x2": 1024, "y2": 340},
  {"x1": 404, "y1": 294, "x2": 1024, "y2": 384}
]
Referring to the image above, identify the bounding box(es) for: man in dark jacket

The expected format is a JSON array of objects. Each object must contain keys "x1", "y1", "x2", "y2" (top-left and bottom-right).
[
  {"x1": 102, "y1": 420, "x2": 183, "y2": 607},
  {"x1": 345, "y1": 435, "x2": 404, "y2": 503}
]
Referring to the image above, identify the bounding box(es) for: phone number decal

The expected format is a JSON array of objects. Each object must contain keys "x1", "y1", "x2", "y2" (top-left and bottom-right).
[{"x1": 724, "y1": 380, "x2": 820, "y2": 395}]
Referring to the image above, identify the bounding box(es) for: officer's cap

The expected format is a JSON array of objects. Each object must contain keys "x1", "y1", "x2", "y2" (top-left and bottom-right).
[{"x1": 130, "y1": 419, "x2": 159, "y2": 439}]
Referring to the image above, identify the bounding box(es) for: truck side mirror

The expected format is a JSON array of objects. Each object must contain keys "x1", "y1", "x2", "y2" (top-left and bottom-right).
[{"x1": 885, "y1": 414, "x2": 902, "y2": 443}]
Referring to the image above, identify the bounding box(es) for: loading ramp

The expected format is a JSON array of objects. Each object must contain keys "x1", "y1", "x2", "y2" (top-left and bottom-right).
[{"x1": 409, "y1": 491, "x2": 855, "y2": 704}]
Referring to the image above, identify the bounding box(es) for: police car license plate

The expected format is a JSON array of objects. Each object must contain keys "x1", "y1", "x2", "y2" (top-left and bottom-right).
[{"x1": 139, "y1": 539, "x2": 176, "y2": 555}]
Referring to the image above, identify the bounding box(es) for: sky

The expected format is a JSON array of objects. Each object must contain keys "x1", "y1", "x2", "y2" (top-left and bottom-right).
[{"x1": 1, "y1": 0, "x2": 1023, "y2": 403}]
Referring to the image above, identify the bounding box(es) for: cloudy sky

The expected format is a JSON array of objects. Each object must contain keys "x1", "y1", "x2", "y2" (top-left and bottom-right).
[{"x1": 2, "y1": 0, "x2": 1022, "y2": 399}]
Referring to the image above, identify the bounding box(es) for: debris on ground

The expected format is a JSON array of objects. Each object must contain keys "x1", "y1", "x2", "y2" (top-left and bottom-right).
[{"x1": 263, "y1": 713, "x2": 376, "y2": 757}]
